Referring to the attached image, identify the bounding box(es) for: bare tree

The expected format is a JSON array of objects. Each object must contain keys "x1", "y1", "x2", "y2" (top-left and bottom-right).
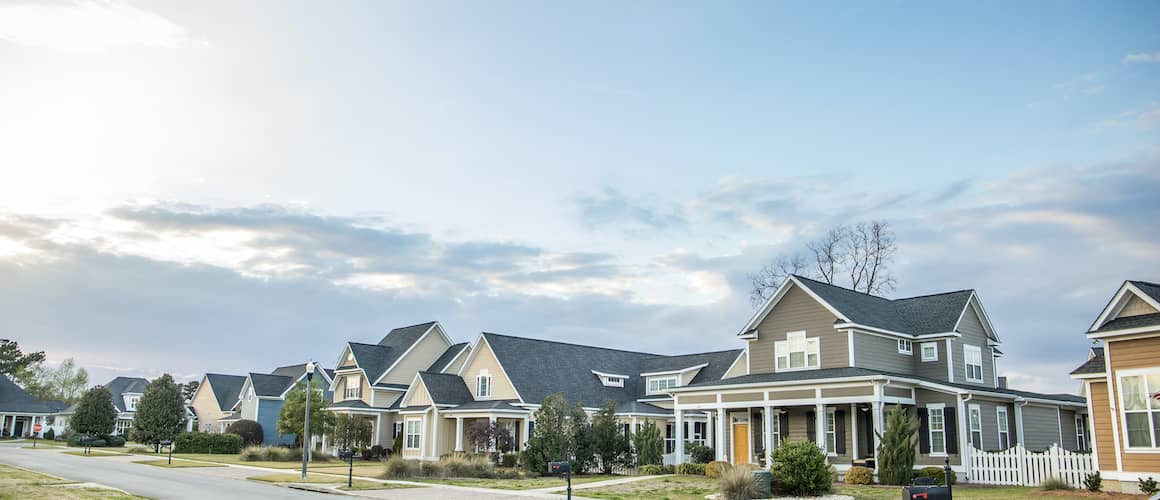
[
  {"x1": 806, "y1": 226, "x2": 847, "y2": 284},
  {"x1": 862, "y1": 221, "x2": 896, "y2": 294},
  {"x1": 748, "y1": 253, "x2": 808, "y2": 305}
]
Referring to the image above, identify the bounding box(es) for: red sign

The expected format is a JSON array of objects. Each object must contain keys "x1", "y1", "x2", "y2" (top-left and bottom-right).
[{"x1": 33, "y1": 423, "x2": 42, "y2": 433}]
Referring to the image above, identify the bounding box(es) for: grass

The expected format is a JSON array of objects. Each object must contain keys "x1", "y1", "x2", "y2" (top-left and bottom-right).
[
  {"x1": 247, "y1": 473, "x2": 422, "y2": 491},
  {"x1": 154, "y1": 452, "x2": 341, "y2": 470},
  {"x1": 133, "y1": 459, "x2": 224, "y2": 468},
  {"x1": 62, "y1": 450, "x2": 128, "y2": 457},
  {"x1": 0, "y1": 464, "x2": 146, "y2": 500},
  {"x1": 836, "y1": 484, "x2": 1135, "y2": 499},
  {"x1": 412, "y1": 474, "x2": 612, "y2": 490},
  {"x1": 573, "y1": 475, "x2": 717, "y2": 500},
  {"x1": 309, "y1": 464, "x2": 391, "y2": 478}
]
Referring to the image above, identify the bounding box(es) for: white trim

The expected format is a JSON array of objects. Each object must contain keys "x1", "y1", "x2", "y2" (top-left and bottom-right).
[
  {"x1": 927, "y1": 403, "x2": 948, "y2": 456},
  {"x1": 434, "y1": 345, "x2": 470, "y2": 374},
  {"x1": 640, "y1": 363, "x2": 709, "y2": 378},
  {"x1": 739, "y1": 277, "x2": 850, "y2": 336},
  {"x1": 1087, "y1": 328, "x2": 1160, "y2": 340},
  {"x1": 774, "y1": 330, "x2": 820, "y2": 372},
  {"x1": 848, "y1": 330, "x2": 856, "y2": 367},
  {"x1": 454, "y1": 334, "x2": 526, "y2": 403},
  {"x1": 1089, "y1": 281, "x2": 1160, "y2": 333},
  {"x1": 996, "y1": 406, "x2": 1010, "y2": 449},
  {"x1": 964, "y1": 345, "x2": 984, "y2": 383},
  {"x1": 897, "y1": 338, "x2": 913, "y2": 355},
  {"x1": 374, "y1": 322, "x2": 453, "y2": 385},
  {"x1": 946, "y1": 339, "x2": 955, "y2": 382},
  {"x1": 1105, "y1": 346, "x2": 1124, "y2": 472},
  {"x1": 1115, "y1": 367, "x2": 1160, "y2": 451},
  {"x1": 404, "y1": 417, "x2": 422, "y2": 450},
  {"x1": 968, "y1": 403, "x2": 982, "y2": 449},
  {"x1": 722, "y1": 351, "x2": 747, "y2": 380},
  {"x1": 591, "y1": 369, "x2": 630, "y2": 379},
  {"x1": 398, "y1": 373, "x2": 427, "y2": 409},
  {"x1": 954, "y1": 291, "x2": 1001, "y2": 343}
]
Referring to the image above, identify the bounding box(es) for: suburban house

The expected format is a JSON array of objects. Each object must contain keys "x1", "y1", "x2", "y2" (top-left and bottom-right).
[
  {"x1": 666, "y1": 275, "x2": 1086, "y2": 476},
  {"x1": 188, "y1": 373, "x2": 247, "y2": 433},
  {"x1": 93, "y1": 376, "x2": 150, "y2": 435},
  {"x1": 326, "y1": 321, "x2": 469, "y2": 448},
  {"x1": 0, "y1": 373, "x2": 66, "y2": 438},
  {"x1": 1070, "y1": 280, "x2": 1160, "y2": 493},
  {"x1": 224, "y1": 364, "x2": 334, "y2": 445}
]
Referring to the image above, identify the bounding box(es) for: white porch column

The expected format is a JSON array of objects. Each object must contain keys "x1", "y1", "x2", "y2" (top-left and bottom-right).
[
  {"x1": 8, "y1": 415, "x2": 15, "y2": 437},
  {"x1": 715, "y1": 406, "x2": 727, "y2": 461},
  {"x1": 521, "y1": 416, "x2": 530, "y2": 448},
  {"x1": 674, "y1": 409, "x2": 685, "y2": 463},
  {"x1": 763, "y1": 405, "x2": 773, "y2": 466},
  {"x1": 851, "y1": 403, "x2": 859, "y2": 460},
  {"x1": 432, "y1": 408, "x2": 440, "y2": 458},
  {"x1": 872, "y1": 401, "x2": 884, "y2": 471},
  {"x1": 1014, "y1": 402, "x2": 1025, "y2": 446},
  {"x1": 455, "y1": 417, "x2": 464, "y2": 452},
  {"x1": 706, "y1": 412, "x2": 714, "y2": 448},
  {"x1": 375, "y1": 414, "x2": 383, "y2": 446},
  {"x1": 815, "y1": 402, "x2": 826, "y2": 454}
]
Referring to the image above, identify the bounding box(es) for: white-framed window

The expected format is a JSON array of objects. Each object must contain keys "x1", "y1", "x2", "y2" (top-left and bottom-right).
[
  {"x1": 599, "y1": 375, "x2": 625, "y2": 387},
  {"x1": 476, "y1": 370, "x2": 492, "y2": 398},
  {"x1": 898, "y1": 339, "x2": 912, "y2": 354},
  {"x1": 405, "y1": 418, "x2": 421, "y2": 449},
  {"x1": 394, "y1": 422, "x2": 403, "y2": 439},
  {"x1": 775, "y1": 331, "x2": 819, "y2": 371},
  {"x1": 648, "y1": 376, "x2": 679, "y2": 394},
  {"x1": 247, "y1": 387, "x2": 254, "y2": 401},
  {"x1": 1075, "y1": 415, "x2": 1087, "y2": 451},
  {"x1": 928, "y1": 404, "x2": 947, "y2": 456},
  {"x1": 125, "y1": 395, "x2": 140, "y2": 412},
  {"x1": 825, "y1": 409, "x2": 837, "y2": 455},
  {"x1": 770, "y1": 412, "x2": 781, "y2": 449},
  {"x1": 968, "y1": 405, "x2": 982, "y2": 449},
  {"x1": 1118, "y1": 371, "x2": 1160, "y2": 449},
  {"x1": 996, "y1": 407, "x2": 1010, "y2": 449},
  {"x1": 921, "y1": 342, "x2": 939, "y2": 362},
  {"x1": 693, "y1": 421, "x2": 707, "y2": 444},
  {"x1": 664, "y1": 423, "x2": 675, "y2": 454},
  {"x1": 344, "y1": 374, "x2": 362, "y2": 400},
  {"x1": 964, "y1": 345, "x2": 984, "y2": 382}
]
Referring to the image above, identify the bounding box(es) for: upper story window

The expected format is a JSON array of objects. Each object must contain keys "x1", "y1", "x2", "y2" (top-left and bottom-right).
[
  {"x1": 921, "y1": 342, "x2": 938, "y2": 362},
  {"x1": 1120, "y1": 371, "x2": 1160, "y2": 449},
  {"x1": 648, "y1": 376, "x2": 679, "y2": 394},
  {"x1": 964, "y1": 345, "x2": 984, "y2": 382},
  {"x1": 898, "y1": 339, "x2": 912, "y2": 354},
  {"x1": 344, "y1": 374, "x2": 362, "y2": 400},
  {"x1": 600, "y1": 375, "x2": 625, "y2": 387},
  {"x1": 125, "y1": 395, "x2": 140, "y2": 411},
  {"x1": 476, "y1": 370, "x2": 492, "y2": 398},
  {"x1": 775, "y1": 331, "x2": 819, "y2": 371}
]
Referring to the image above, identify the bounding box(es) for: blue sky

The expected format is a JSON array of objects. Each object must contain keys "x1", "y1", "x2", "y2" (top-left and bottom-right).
[{"x1": 0, "y1": 0, "x2": 1157, "y2": 393}]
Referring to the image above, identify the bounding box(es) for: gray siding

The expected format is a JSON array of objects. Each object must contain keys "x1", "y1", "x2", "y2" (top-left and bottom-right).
[
  {"x1": 1020, "y1": 405, "x2": 1062, "y2": 451},
  {"x1": 750, "y1": 283, "x2": 847, "y2": 374},
  {"x1": 967, "y1": 400, "x2": 1015, "y2": 451},
  {"x1": 913, "y1": 340, "x2": 949, "y2": 381},
  {"x1": 1059, "y1": 409, "x2": 1079, "y2": 451},
  {"x1": 238, "y1": 382, "x2": 258, "y2": 421},
  {"x1": 852, "y1": 333, "x2": 914, "y2": 374},
  {"x1": 913, "y1": 389, "x2": 962, "y2": 466},
  {"x1": 950, "y1": 308, "x2": 995, "y2": 388}
]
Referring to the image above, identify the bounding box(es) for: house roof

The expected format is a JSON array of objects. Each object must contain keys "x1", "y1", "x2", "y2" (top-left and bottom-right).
[
  {"x1": 417, "y1": 371, "x2": 473, "y2": 405},
  {"x1": 449, "y1": 399, "x2": 524, "y2": 412},
  {"x1": 613, "y1": 401, "x2": 672, "y2": 416},
  {"x1": 1070, "y1": 347, "x2": 1106, "y2": 376},
  {"x1": 428, "y1": 343, "x2": 469, "y2": 373},
  {"x1": 346, "y1": 321, "x2": 438, "y2": 383},
  {"x1": 791, "y1": 275, "x2": 975, "y2": 336},
  {"x1": 204, "y1": 373, "x2": 246, "y2": 411},
  {"x1": 248, "y1": 373, "x2": 295, "y2": 397},
  {"x1": 0, "y1": 373, "x2": 66, "y2": 414},
  {"x1": 1131, "y1": 280, "x2": 1160, "y2": 303},
  {"x1": 1094, "y1": 312, "x2": 1160, "y2": 333},
  {"x1": 637, "y1": 350, "x2": 743, "y2": 385},
  {"x1": 105, "y1": 377, "x2": 150, "y2": 412}
]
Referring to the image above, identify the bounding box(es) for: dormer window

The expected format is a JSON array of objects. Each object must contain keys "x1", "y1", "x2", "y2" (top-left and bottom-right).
[
  {"x1": 648, "y1": 376, "x2": 679, "y2": 394},
  {"x1": 125, "y1": 395, "x2": 140, "y2": 412},
  {"x1": 592, "y1": 370, "x2": 627, "y2": 388},
  {"x1": 476, "y1": 369, "x2": 492, "y2": 398}
]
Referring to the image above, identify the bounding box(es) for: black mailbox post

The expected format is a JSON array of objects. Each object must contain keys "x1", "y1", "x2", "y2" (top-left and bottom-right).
[
  {"x1": 79, "y1": 435, "x2": 93, "y2": 455},
  {"x1": 549, "y1": 461, "x2": 571, "y2": 499},
  {"x1": 339, "y1": 448, "x2": 354, "y2": 488},
  {"x1": 159, "y1": 440, "x2": 174, "y2": 465}
]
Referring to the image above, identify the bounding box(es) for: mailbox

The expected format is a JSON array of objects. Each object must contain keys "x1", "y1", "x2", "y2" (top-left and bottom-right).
[
  {"x1": 548, "y1": 461, "x2": 571, "y2": 474},
  {"x1": 339, "y1": 449, "x2": 354, "y2": 460},
  {"x1": 902, "y1": 477, "x2": 951, "y2": 500}
]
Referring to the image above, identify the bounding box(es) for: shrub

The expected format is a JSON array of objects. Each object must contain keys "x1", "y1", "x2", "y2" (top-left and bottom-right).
[
  {"x1": 106, "y1": 435, "x2": 126, "y2": 447},
  {"x1": 769, "y1": 440, "x2": 831, "y2": 496},
  {"x1": 43, "y1": 428, "x2": 55, "y2": 441},
  {"x1": 419, "y1": 461, "x2": 446, "y2": 477},
  {"x1": 640, "y1": 464, "x2": 673, "y2": 475},
  {"x1": 90, "y1": 439, "x2": 107, "y2": 447},
  {"x1": 877, "y1": 405, "x2": 918, "y2": 485},
  {"x1": 719, "y1": 463, "x2": 759, "y2": 500},
  {"x1": 706, "y1": 460, "x2": 728, "y2": 478},
  {"x1": 441, "y1": 453, "x2": 494, "y2": 478},
  {"x1": 370, "y1": 445, "x2": 384, "y2": 459},
  {"x1": 127, "y1": 445, "x2": 151, "y2": 454},
  {"x1": 501, "y1": 453, "x2": 520, "y2": 467},
  {"x1": 688, "y1": 444, "x2": 715, "y2": 464},
  {"x1": 392, "y1": 433, "x2": 403, "y2": 456},
  {"x1": 632, "y1": 421, "x2": 664, "y2": 466},
  {"x1": 1041, "y1": 477, "x2": 1072, "y2": 491},
  {"x1": 239, "y1": 446, "x2": 265, "y2": 461},
  {"x1": 174, "y1": 432, "x2": 243, "y2": 454},
  {"x1": 914, "y1": 466, "x2": 956, "y2": 486},
  {"x1": 677, "y1": 463, "x2": 706, "y2": 475},
  {"x1": 845, "y1": 466, "x2": 874, "y2": 485},
  {"x1": 1083, "y1": 471, "x2": 1102, "y2": 492},
  {"x1": 1139, "y1": 477, "x2": 1159, "y2": 495},
  {"x1": 382, "y1": 456, "x2": 420, "y2": 479},
  {"x1": 226, "y1": 420, "x2": 264, "y2": 446},
  {"x1": 67, "y1": 433, "x2": 88, "y2": 447}
]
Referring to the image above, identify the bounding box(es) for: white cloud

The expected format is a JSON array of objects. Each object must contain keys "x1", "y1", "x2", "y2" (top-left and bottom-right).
[
  {"x1": 0, "y1": 0, "x2": 206, "y2": 52},
  {"x1": 1123, "y1": 52, "x2": 1160, "y2": 64}
]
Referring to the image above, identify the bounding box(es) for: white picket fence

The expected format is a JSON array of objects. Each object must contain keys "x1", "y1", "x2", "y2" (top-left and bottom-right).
[{"x1": 969, "y1": 444, "x2": 1094, "y2": 487}]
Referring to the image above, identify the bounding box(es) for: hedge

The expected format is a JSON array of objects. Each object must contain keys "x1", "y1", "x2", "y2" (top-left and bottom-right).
[
  {"x1": 676, "y1": 463, "x2": 706, "y2": 475},
  {"x1": 175, "y1": 432, "x2": 243, "y2": 454}
]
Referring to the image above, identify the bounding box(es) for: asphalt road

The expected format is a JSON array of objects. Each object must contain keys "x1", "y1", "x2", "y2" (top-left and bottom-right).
[{"x1": 0, "y1": 443, "x2": 323, "y2": 500}]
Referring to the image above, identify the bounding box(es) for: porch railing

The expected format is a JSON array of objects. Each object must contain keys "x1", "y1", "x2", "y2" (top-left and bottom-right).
[{"x1": 969, "y1": 444, "x2": 1093, "y2": 487}]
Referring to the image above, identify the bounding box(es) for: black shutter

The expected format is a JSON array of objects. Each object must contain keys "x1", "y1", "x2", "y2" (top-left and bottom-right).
[
  {"x1": 944, "y1": 407, "x2": 959, "y2": 454},
  {"x1": 779, "y1": 413, "x2": 790, "y2": 440},
  {"x1": 835, "y1": 410, "x2": 846, "y2": 455},
  {"x1": 863, "y1": 411, "x2": 875, "y2": 454},
  {"x1": 806, "y1": 410, "x2": 816, "y2": 444},
  {"x1": 918, "y1": 408, "x2": 930, "y2": 454}
]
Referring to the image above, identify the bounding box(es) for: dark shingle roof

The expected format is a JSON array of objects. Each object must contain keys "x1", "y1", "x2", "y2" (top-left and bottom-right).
[
  {"x1": 418, "y1": 372, "x2": 473, "y2": 405},
  {"x1": 347, "y1": 322, "x2": 438, "y2": 383},
  {"x1": 791, "y1": 275, "x2": 975, "y2": 336},
  {"x1": 1096, "y1": 312, "x2": 1160, "y2": 333},
  {"x1": 270, "y1": 364, "x2": 307, "y2": 379},
  {"x1": 0, "y1": 373, "x2": 66, "y2": 413},
  {"x1": 105, "y1": 377, "x2": 150, "y2": 412},
  {"x1": 1070, "y1": 347, "x2": 1106, "y2": 375},
  {"x1": 428, "y1": 343, "x2": 469, "y2": 373},
  {"x1": 248, "y1": 373, "x2": 294, "y2": 397},
  {"x1": 204, "y1": 374, "x2": 246, "y2": 411},
  {"x1": 1131, "y1": 281, "x2": 1160, "y2": 303},
  {"x1": 329, "y1": 400, "x2": 382, "y2": 410},
  {"x1": 614, "y1": 401, "x2": 672, "y2": 416},
  {"x1": 449, "y1": 400, "x2": 524, "y2": 411},
  {"x1": 638, "y1": 350, "x2": 743, "y2": 386}
]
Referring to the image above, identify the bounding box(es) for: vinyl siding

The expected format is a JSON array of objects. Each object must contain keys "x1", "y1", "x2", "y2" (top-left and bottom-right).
[
  {"x1": 1121, "y1": 295, "x2": 1158, "y2": 316},
  {"x1": 950, "y1": 308, "x2": 995, "y2": 388},
  {"x1": 724, "y1": 352, "x2": 747, "y2": 378},
  {"x1": 190, "y1": 377, "x2": 228, "y2": 433},
  {"x1": 914, "y1": 341, "x2": 949, "y2": 380},
  {"x1": 332, "y1": 370, "x2": 373, "y2": 406},
  {"x1": 1088, "y1": 381, "x2": 1116, "y2": 471},
  {"x1": 380, "y1": 327, "x2": 451, "y2": 385},
  {"x1": 405, "y1": 381, "x2": 432, "y2": 406},
  {"x1": 968, "y1": 399, "x2": 1013, "y2": 452},
  {"x1": 914, "y1": 389, "x2": 962, "y2": 466},
  {"x1": 1021, "y1": 405, "x2": 1062, "y2": 451},
  {"x1": 238, "y1": 382, "x2": 258, "y2": 421},
  {"x1": 852, "y1": 332, "x2": 913, "y2": 373},
  {"x1": 1059, "y1": 409, "x2": 1079, "y2": 451},
  {"x1": 442, "y1": 346, "x2": 471, "y2": 374},
  {"x1": 460, "y1": 339, "x2": 520, "y2": 400},
  {"x1": 1108, "y1": 335, "x2": 1160, "y2": 472},
  {"x1": 258, "y1": 399, "x2": 291, "y2": 445},
  {"x1": 749, "y1": 283, "x2": 847, "y2": 374}
]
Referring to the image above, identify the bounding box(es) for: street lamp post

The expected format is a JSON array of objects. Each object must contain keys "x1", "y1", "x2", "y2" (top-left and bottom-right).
[{"x1": 301, "y1": 361, "x2": 316, "y2": 481}]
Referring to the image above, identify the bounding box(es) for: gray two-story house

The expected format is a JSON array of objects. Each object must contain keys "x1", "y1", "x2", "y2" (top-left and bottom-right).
[{"x1": 668, "y1": 275, "x2": 1086, "y2": 476}]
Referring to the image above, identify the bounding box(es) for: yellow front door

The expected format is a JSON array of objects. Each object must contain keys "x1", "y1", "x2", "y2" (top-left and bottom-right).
[{"x1": 732, "y1": 423, "x2": 749, "y2": 464}]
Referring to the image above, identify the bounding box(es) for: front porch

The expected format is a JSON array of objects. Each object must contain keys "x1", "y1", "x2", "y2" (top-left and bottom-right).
[{"x1": 0, "y1": 413, "x2": 53, "y2": 438}]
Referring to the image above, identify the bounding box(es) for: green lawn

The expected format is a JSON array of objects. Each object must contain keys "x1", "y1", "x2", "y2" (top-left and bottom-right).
[
  {"x1": 309, "y1": 464, "x2": 390, "y2": 478},
  {"x1": 412, "y1": 474, "x2": 613, "y2": 490},
  {"x1": 62, "y1": 450, "x2": 128, "y2": 457},
  {"x1": 247, "y1": 473, "x2": 422, "y2": 491},
  {"x1": 572, "y1": 475, "x2": 716, "y2": 500},
  {"x1": 157, "y1": 453, "x2": 340, "y2": 469},
  {"x1": 0, "y1": 464, "x2": 146, "y2": 500},
  {"x1": 134, "y1": 459, "x2": 224, "y2": 468},
  {"x1": 839, "y1": 484, "x2": 1135, "y2": 500}
]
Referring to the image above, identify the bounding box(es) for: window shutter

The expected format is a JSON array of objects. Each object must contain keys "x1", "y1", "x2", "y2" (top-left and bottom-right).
[
  {"x1": 918, "y1": 408, "x2": 930, "y2": 454},
  {"x1": 835, "y1": 410, "x2": 847, "y2": 455},
  {"x1": 779, "y1": 413, "x2": 790, "y2": 440},
  {"x1": 806, "y1": 411, "x2": 816, "y2": 444},
  {"x1": 944, "y1": 407, "x2": 959, "y2": 454}
]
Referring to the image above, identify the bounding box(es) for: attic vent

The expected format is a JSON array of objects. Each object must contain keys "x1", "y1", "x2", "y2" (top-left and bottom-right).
[{"x1": 592, "y1": 370, "x2": 628, "y2": 388}]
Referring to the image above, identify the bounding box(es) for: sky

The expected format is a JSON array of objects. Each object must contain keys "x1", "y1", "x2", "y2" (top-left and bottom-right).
[{"x1": 0, "y1": 0, "x2": 1158, "y2": 395}]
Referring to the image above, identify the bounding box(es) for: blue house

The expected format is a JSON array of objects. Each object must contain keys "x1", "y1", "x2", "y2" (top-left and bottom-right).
[{"x1": 230, "y1": 364, "x2": 334, "y2": 446}]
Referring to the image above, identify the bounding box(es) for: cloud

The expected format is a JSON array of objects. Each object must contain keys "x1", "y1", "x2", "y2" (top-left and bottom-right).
[
  {"x1": 1100, "y1": 102, "x2": 1160, "y2": 129},
  {"x1": 1123, "y1": 52, "x2": 1160, "y2": 64},
  {"x1": 577, "y1": 187, "x2": 686, "y2": 234},
  {"x1": 0, "y1": 0, "x2": 206, "y2": 52},
  {"x1": 927, "y1": 179, "x2": 973, "y2": 205}
]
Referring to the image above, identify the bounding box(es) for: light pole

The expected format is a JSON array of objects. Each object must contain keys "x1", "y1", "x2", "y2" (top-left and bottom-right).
[{"x1": 301, "y1": 361, "x2": 316, "y2": 481}]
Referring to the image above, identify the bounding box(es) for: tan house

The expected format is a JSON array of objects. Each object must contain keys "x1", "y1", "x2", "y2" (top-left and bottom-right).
[
  {"x1": 1071, "y1": 280, "x2": 1160, "y2": 493},
  {"x1": 188, "y1": 373, "x2": 247, "y2": 433}
]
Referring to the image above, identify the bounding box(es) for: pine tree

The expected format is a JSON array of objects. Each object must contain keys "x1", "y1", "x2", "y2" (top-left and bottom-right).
[
  {"x1": 72, "y1": 386, "x2": 116, "y2": 437},
  {"x1": 590, "y1": 400, "x2": 631, "y2": 473},
  {"x1": 631, "y1": 420, "x2": 664, "y2": 466},
  {"x1": 129, "y1": 374, "x2": 186, "y2": 450},
  {"x1": 876, "y1": 404, "x2": 919, "y2": 485}
]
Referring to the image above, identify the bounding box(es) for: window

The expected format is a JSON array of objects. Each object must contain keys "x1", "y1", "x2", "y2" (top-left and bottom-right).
[
  {"x1": 693, "y1": 421, "x2": 707, "y2": 445},
  {"x1": 126, "y1": 396, "x2": 140, "y2": 412},
  {"x1": 648, "y1": 376, "x2": 679, "y2": 394},
  {"x1": 968, "y1": 405, "x2": 982, "y2": 449},
  {"x1": 664, "y1": 423, "x2": 675, "y2": 454},
  {"x1": 405, "y1": 419, "x2": 421, "y2": 449},
  {"x1": 898, "y1": 339, "x2": 913, "y2": 354},
  {"x1": 921, "y1": 343, "x2": 939, "y2": 362},
  {"x1": 394, "y1": 422, "x2": 403, "y2": 439},
  {"x1": 770, "y1": 412, "x2": 781, "y2": 449},
  {"x1": 344, "y1": 374, "x2": 362, "y2": 400},
  {"x1": 775, "y1": 331, "x2": 819, "y2": 371},
  {"x1": 600, "y1": 375, "x2": 625, "y2": 387},
  {"x1": 1119, "y1": 372, "x2": 1160, "y2": 448},
  {"x1": 1075, "y1": 415, "x2": 1087, "y2": 451},
  {"x1": 964, "y1": 345, "x2": 983, "y2": 382},
  {"x1": 996, "y1": 407, "x2": 1010, "y2": 449},
  {"x1": 929, "y1": 405, "x2": 947, "y2": 455},
  {"x1": 825, "y1": 410, "x2": 837, "y2": 455},
  {"x1": 476, "y1": 370, "x2": 492, "y2": 398}
]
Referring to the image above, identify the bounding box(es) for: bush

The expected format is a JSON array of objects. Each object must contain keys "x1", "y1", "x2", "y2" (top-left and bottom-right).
[
  {"x1": 43, "y1": 429, "x2": 55, "y2": 441},
  {"x1": 127, "y1": 445, "x2": 151, "y2": 454},
  {"x1": 382, "y1": 456, "x2": 420, "y2": 479},
  {"x1": 1040, "y1": 477, "x2": 1072, "y2": 491},
  {"x1": 639, "y1": 464, "x2": 670, "y2": 475},
  {"x1": 706, "y1": 460, "x2": 729, "y2": 478},
  {"x1": 440, "y1": 453, "x2": 494, "y2": 478},
  {"x1": 1139, "y1": 477, "x2": 1159, "y2": 495},
  {"x1": 419, "y1": 461, "x2": 446, "y2": 477},
  {"x1": 1083, "y1": 471, "x2": 1102, "y2": 492},
  {"x1": 677, "y1": 463, "x2": 706, "y2": 475},
  {"x1": 877, "y1": 405, "x2": 918, "y2": 486},
  {"x1": 226, "y1": 420, "x2": 264, "y2": 446},
  {"x1": 501, "y1": 453, "x2": 520, "y2": 467},
  {"x1": 239, "y1": 446, "x2": 265, "y2": 461},
  {"x1": 106, "y1": 435, "x2": 126, "y2": 447},
  {"x1": 90, "y1": 439, "x2": 107, "y2": 447},
  {"x1": 392, "y1": 433, "x2": 403, "y2": 456},
  {"x1": 719, "y1": 463, "x2": 759, "y2": 500},
  {"x1": 914, "y1": 466, "x2": 956, "y2": 486},
  {"x1": 769, "y1": 440, "x2": 831, "y2": 496},
  {"x1": 845, "y1": 466, "x2": 874, "y2": 485},
  {"x1": 370, "y1": 445, "x2": 384, "y2": 459},
  {"x1": 688, "y1": 444, "x2": 715, "y2": 464},
  {"x1": 174, "y1": 432, "x2": 243, "y2": 454}
]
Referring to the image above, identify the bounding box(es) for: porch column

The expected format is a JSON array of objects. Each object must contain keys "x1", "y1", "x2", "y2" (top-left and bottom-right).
[
  {"x1": 521, "y1": 416, "x2": 530, "y2": 448},
  {"x1": 488, "y1": 416, "x2": 497, "y2": 452},
  {"x1": 321, "y1": 433, "x2": 327, "y2": 453},
  {"x1": 815, "y1": 402, "x2": 826, "y2": 454},
  {"x1": 432, "y1": 408, "x2": 440, "y2": 458},
  {"x1": 375, "y1": 414, "x2": 383, "y2": 446},
  {"x1": 1014, "y1": 402, "x2": 1025, "y2": 446},
  {"x1": 8, "y1": 415, "x2": 15, "y2": 437},
  {"x1": 850, "y1": 403, "x2": 859, "y2": 460},
  {"x1": 872, "y1": 400, "x2": 884, "y2": 471},
  {"x1": 706, "y1": 412, "x2": 714, "y2": 448},
  {"x1": 715, "y1": 406, "x2": 726, "y2": 461},
  {"x1": 763, "y1": 405, "x2": 773, "y2": 466},
  {"x1": 674, "y1": 409, "x2": 685, "y2": 463},
  {"x1": 455, "y1": 417, "x2": 464, "y2": 452}
]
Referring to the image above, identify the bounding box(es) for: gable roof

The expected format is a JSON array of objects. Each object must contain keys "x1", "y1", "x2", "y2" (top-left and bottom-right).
[
  {"x1": 1070, "y1": 347, "x2": 1106, "y2": 376},
  {"x1": 417, "y1": 371, "x2": 473, "y2": 405},
  {"x1": 637, "y1": 350, "x2": 744, "y2": 385},
  {"x1": 248, "y1": 373, "x2": 295, "y2": 397},
  {"x1": 105, "y1": 377, "x2": 150, "y2": 412},
  {"x1": 344, "y1": 321, "x2": 440, "y2": 383},
  {"x1": 1131, "y1": 280, "x2": 1160, "y2": 303},
  {"x1": 203, "y1": 373, "x2": 246, "y2": 411},
  {"x1": 1089, "y1": 280, "x2": 1160, "y2": 334},
  {"x1": 428, "y1": 343, "x2": 470, "y2": 373},
  {"x1": 0, "y1": 373, "x2": 66, "y2": 414}
]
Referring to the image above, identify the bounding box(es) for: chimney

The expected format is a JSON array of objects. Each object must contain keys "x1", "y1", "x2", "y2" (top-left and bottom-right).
[{"x1": 997, "y1": 376, "x2": 1008, "y2": 389}]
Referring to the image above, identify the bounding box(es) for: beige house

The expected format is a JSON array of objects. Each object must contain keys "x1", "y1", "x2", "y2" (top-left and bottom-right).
[{"x1": 188, "y1": 373, "x2": 246, "y2": 433}]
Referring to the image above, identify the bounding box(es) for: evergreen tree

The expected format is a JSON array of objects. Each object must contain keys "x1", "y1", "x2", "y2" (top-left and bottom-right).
[
  {"x1": 590, "y1": 400, "x2": 630, "y2": 473},
  {"x1": 522, "y1": 393, "x2": 590, "y2": 473},
  {"x1": 278, "y1": 379, "x2": 333, "y2": 447},
  {"x1": 876, "y1": 404, "x2": 919, "y2": 485},
  {"x1": 0, "y1": 339, "x2": 45, "y2": 378},
  {"x1": 129, "y1": 374, "x2": 186, "y2": 450},
  {"x1": 181, "y1": 380, "x2": 200, "y2": 403},
  {"x1": 330, "y1": 413, "x2": 372, "y2": 450},
  {"x1": 72, "y1": 386, "x2": 116, "y2": 436},
  {"x1": 632, "y1": 420, "x2": 664, "y2": 466}
]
